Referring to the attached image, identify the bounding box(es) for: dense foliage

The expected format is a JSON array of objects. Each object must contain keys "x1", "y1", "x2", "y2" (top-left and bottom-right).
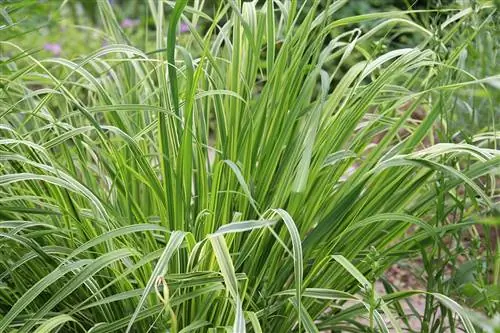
[{"x1": 0, "y1": 1, "x2": 498, "y2": 332}]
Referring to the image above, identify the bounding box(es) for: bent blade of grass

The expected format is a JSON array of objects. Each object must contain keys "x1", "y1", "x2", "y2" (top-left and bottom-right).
[
  {"x1": 332, "y1": 255, "x2": 402, "y2": 333},
  {"x1": 245, "y1": 311, "x2": 262, "y2": 333},
  {"x1": 178, "y1": 320, "x2": 211, "y2": 333},
  {"x1": 211, "y1": 219, "x2": 276, "y2": 236},
  {"x1": 271, "y1": 208, "x2": 304, "y2": 330},
  {"x1": 322, "y1": 150, "x2": 357, "y2": 168},
  {"x1": 126, "y1": 231, "x2": 186, "y2": 333},
  {"x1": 209, "y1": 234, "x2": 245, "y2": 333},
  {"x1": 62, "y1": 224, "x2": 168, "y2": 263},
  {"x1": 33, "y1": 314, "x2": 76, "y2": 333},
  {"x1": 224, "y1": 160, "x2": 260, "y2": 214},
  {"x1": 432, "y1": 293, "x2": 476, "y2": 333},
  {"x1": 292, "y1": 70, "x2": 329, "y2": 193},
  {"x1": 0, "y1": 173, "x2": 110, "y2": 224},
  {"x1": 341, "y1": 213, "x2": 438, "y2": 243},
  {"x1": 275, "y1": 288, "x2": 359, "y2": 302},
  {"x1": 375, "y1": 157, "x2": 494, "y2": 207}
]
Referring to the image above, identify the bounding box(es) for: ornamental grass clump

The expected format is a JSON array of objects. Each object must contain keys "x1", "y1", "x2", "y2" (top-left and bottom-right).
[{"x1": 0, "y1": 1, "x2": 498, "y2": 332}]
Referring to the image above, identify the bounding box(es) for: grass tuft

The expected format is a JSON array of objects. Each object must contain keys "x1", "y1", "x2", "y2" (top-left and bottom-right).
[{"x1": 0, "y1": 0, "x2": 498, "y2": 332}]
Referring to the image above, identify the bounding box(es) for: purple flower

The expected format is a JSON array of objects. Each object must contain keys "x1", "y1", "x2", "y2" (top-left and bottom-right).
[
  {"x1": 120, "y1": 18, "x2": 140, "y2": 29},
  {"x1": 180, "y1": 23, "x2": 189, "y2": 33},
  {"x1": 44, "y1": 43, "x2": 62, "y2": 56}
]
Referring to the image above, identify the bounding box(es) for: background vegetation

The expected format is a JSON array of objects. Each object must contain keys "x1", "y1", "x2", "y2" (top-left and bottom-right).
[{"x1": 1, "y1": 0, "x2": 499, "y2": 332}]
